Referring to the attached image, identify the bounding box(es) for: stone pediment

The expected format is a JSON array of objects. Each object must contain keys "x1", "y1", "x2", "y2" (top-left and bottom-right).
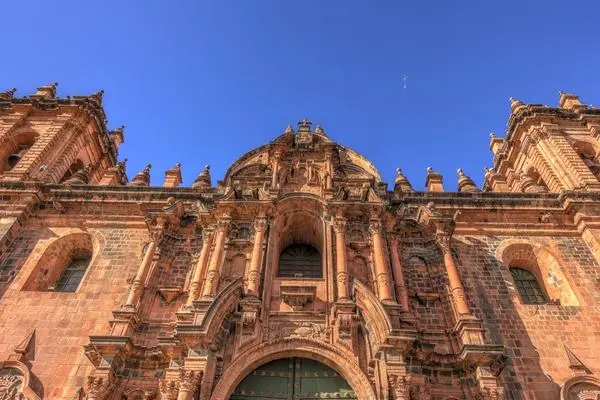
[{"x1": 221, "y1": 120, "x2": 382, "y2": 198}]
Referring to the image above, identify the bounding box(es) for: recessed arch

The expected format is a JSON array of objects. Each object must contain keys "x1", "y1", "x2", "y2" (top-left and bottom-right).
[{"x1": 210, "y1": 338, "x2": 376, "y2": 400}]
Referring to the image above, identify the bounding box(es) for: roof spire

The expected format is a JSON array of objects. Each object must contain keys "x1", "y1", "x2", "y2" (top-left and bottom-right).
[
  {"x1": 394, "y1": 168, "x2": 414, "y2": 193},
  {"x1": 457, "y1": 169, "x2": 479, "y2": 192},
  {"x1": 129, "y1": 164, "x2": 152, "y2": 187},
  {"x1": 192, "y1": 164, "x2": 212, "y2": 189}
]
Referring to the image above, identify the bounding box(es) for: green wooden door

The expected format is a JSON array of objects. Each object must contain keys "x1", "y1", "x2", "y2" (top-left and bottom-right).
[{"x1": 230, "y1": 357, "x2": 357, "y2": 399}]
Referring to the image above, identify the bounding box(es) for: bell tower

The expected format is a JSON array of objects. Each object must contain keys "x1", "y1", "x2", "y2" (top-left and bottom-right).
[
  {"x1": 486, "y1": 92, "x2": 600, "y2": 192},
  {"x1": 0, "y1": 84, "x2": 121, "y2": 184}
]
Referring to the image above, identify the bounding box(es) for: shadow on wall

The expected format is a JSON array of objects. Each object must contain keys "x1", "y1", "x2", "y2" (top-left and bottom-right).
[{"x1": 457, "y1": 236, "x2": 562, "y2": 400}]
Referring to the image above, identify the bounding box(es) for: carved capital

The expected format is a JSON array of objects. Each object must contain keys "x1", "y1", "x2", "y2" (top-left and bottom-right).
[
  {"x1": 86, "y1": 375, "x2": 117, "y2": 400},
  {"x1": 332, "y1": 216, "x2": 347, "y2": 234},
  {"x1": 388, "y1": 374, "x2": 410, "y2": 399},
  {"x1": 216, "y1": 216, "x2": 231, "y2": 233},
  {"x1": 434, "y1": 219, "x2": 455, "y2": 254},
  {"x1": 368, "y1": 219, "x2": 382, "y2": 235},
  {"x1": 179, "y1": 369, "x2": 201, "y2": 391},
  {"x1": 158, "y1": 378, "x2": 179, "y2": 400},
  {"x1": 254, "y1": 216, "x2": 268, "y2": 233},
  {"x1": 201, "y1": 228, "x2": 213, "y2": 244}
]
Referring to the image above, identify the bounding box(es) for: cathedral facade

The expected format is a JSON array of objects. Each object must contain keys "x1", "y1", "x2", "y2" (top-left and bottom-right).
[{"x1": 0, "y1": 84, "x2": 598, "y2": 400}]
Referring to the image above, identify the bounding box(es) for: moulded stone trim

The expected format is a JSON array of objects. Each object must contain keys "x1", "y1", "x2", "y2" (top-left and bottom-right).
[
  {"x1": 560, "y1": 375, "x2": 600, "y2": 400},
  {"x1": 209, "y1": 338, "x2": 376, "y2": 400}
]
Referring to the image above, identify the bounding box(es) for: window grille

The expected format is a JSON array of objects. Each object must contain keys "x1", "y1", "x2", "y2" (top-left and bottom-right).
[
  {"x1": 54, "y1": 257, "x2": 90, "y2": 292},
  {"x1": 278, "y1": 244, "x2": 322, "y2": 278},
  {"x1": 510, "y1": 267, "x2": 546, "y2": 305}
]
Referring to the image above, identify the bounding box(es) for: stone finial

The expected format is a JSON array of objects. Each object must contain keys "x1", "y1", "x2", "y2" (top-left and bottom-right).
[
  {"x1": 284, "y1": 124, "x2": 295, "y2": 134},
  {"x1": 129, "y1": 164, "x2": 152, "y2": 187},
  {"x1": 297, "y1": 118, "x2": 312, "y2": 132},
  {"x1": 192, "y1": 165, "x2": 211, "y2": 189},
  {"x1": 163, "y1": 163, "x2": 182, "y2": 188},
  {"x1": 64, "y1": 165, "x2": 92, "y2": 186},
  {"x1": 314, "y1": 125, "x2": 326, "y2": 135},
  {"x1": 89, "y1": 89, "x2": 104, "y2": 105},
  {"x1": 394, "y1": 168, "x2": 414, "y2": 193},
  {"x1": 34, "y1": 82, "x2": 59, "y2": 99},
  {"x1": 109, "y1": 125, "x2": 125, "y2": 151},
  {"x1": 509, "y1": 96, "x2": 525, "y2": 112},
  {"x1": 558, "y1": 92, "x2": 583, "y2": 110},
  {"x1": 0, "y1": 88, "x2": 17, "y2": 101},
  {"x1": 457, "y1": 169, "x2": 480, "y2": 192},
  {"x1": 425, "y1": 167, "x2": 444, "y2": 192}
]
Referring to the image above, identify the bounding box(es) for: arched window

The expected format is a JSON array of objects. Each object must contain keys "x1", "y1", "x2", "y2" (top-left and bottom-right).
[
  {"x1": 510, "y1": 267, "x2": 546, "y2": 305},
  {"x1": 60, "y1": 159, "x2": 85, "y2": 182},
  {"x1": 54, "y1": 255, "x2": 91, "y2": 292},
  {"x1": 23, "y1": 233, "x2": 94, "y2": 292},
  {"x1": 278, "y1": 243, "x2": 322, "y2": 278}
]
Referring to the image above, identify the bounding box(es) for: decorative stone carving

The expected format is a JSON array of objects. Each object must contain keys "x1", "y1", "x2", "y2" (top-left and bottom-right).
[
  {"x1": 86, "y1": 375, "x2": 117, "y2": 400},
  {"x1": 158, "y1": 378, "x2": 179, "y2": 400},
  {"x1": 0, "y1": 369, "x2": 24, "y2": 400},
  {"x1": 267, "y1": 321, "x2": 325, "y2": 341},
  {"x1": 388, "y1": 374, "x2": 410, "y2": 399},
  {"x1": 280, "y1": 285, "x2": 317, "y2": 310}
]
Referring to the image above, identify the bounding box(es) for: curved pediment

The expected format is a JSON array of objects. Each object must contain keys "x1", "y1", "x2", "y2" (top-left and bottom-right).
[{"x1": 222, "y1": 121, "x2": 383, "y2": 197}]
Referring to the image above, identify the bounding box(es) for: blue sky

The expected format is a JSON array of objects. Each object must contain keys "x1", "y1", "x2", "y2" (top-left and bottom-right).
[{"x1": 3, "y1": 1, "x2": 599, "y2": 190}]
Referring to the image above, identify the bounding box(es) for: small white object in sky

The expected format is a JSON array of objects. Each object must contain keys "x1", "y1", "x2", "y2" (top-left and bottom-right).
[{"x1": 402, "y1": 74, "x2": 408, "y2": 89}]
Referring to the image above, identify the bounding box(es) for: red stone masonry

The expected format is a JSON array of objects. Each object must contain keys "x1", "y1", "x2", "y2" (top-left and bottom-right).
[{"x1": 0, "y1": 85, "x2": 598, "y2": 399}]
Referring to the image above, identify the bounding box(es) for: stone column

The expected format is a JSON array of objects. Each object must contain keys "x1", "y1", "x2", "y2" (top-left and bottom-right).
[
  {"x1": 369, "y1": 219, "x2": 393, "y2": 302},
  {"x1": 177, "y1": 370, "x2": 200, "y2": 400},
  {"x1": 325, "y1": 151, "x2": 333, "y2": 190},
  {"x1": 247, "y1": 215, "x2": 268, "y2": 296},
  {"x1": 389, "y1": 234, "x2": 409, "y2": 311},
  {"x1": 332, "y1": 216, "x2": 350, "y2": 300},
  {"x1": 201, "y1": 217, "x2": 230, "y2": 298},
  {"x1": 124, "y1": 230, "x2": 161, "y2": 308},
  {"x1": 435, "y1": 221, "x2": 472, "y2": 318},
  {"x1": 185, "y1": 229, "x2": 213, "y2": 306},
  {"x1": 271, "y1": 152, "x2": 281, "y2": 189}
]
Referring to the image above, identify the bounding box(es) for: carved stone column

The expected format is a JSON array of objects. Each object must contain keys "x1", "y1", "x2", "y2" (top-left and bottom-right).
[
  {"x1": 271, "y1": 152, "x2": 281, "y2": 189},
  {"x1": 369, "y1": 219, "x2": 393, "y2": 302},
  {"x1": 124, "y1": 227, "x2": 162, "y2": 308},
  {"x1": 246, "y1": 215, "x2": 267, "y2": 296},
  {"x1": 332, "y1": 216, "x2": 350, "y2": 300},
  {"x1": 389, "y1": 234, "x2": 409, "y2": 311},
  {"x1": 325, "y1": 151, "x2": 333, "y2": 190},
  {"x1": 435, "y1": 221, "x2": 471, "y2": 318},
  {"x1": 201, "y1": 216, "x2": 230, "y2": 299},
  {"x1": 177, "y1": 369, "x2": 201, "y2": 400},
  {"x1": 185, "y1": 229, "x2": 213, "y2": 306}
]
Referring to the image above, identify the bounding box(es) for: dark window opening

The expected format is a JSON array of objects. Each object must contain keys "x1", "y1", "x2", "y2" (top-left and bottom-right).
[
  {"x1": 511, "y1": 267, "x2": 546, "y2": 305},
  {"x1": 55, "y1": 257, "x2": 91, "y2": 292},
  {"x1": 278, "y1": 243, "x2": 322, "y2": 278}
]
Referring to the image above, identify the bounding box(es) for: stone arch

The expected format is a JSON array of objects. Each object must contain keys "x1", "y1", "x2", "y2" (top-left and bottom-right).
[
  {"x1": 572, "y1": 140, "x2": 600, "y2": 179},
  {"x1": 59, "y1": 158, "x2": 85, "y2": 182},
  {"x1": 273, "y1": 197, "x2": 327, "y2": 277},
  {"x1": 196, "y1": 277, "x2": 243, "y2": 340},
  {"x1": 21, "y1": 231, "x2": 97, "y2": 292},
  {"x1": 495, "y1": 239, "x2": 580, "y2": 306},
  {"x1": 210, "y1": 338, "x2": 376, "y2": 400},
  {"x1": 560, "y1": 375, "x2": 600, "y2": 400},
  {"x1": 0, "y1": 130, "x2": 38, "y2": 174},
  {"x1": 353, "y1": 280, "x2": 392, "y2": 347}
]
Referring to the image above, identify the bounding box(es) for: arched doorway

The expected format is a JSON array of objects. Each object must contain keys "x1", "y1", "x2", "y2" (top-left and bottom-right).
[{"x1": 230, "y1": 357, "x2": 357, "y2": 399}]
